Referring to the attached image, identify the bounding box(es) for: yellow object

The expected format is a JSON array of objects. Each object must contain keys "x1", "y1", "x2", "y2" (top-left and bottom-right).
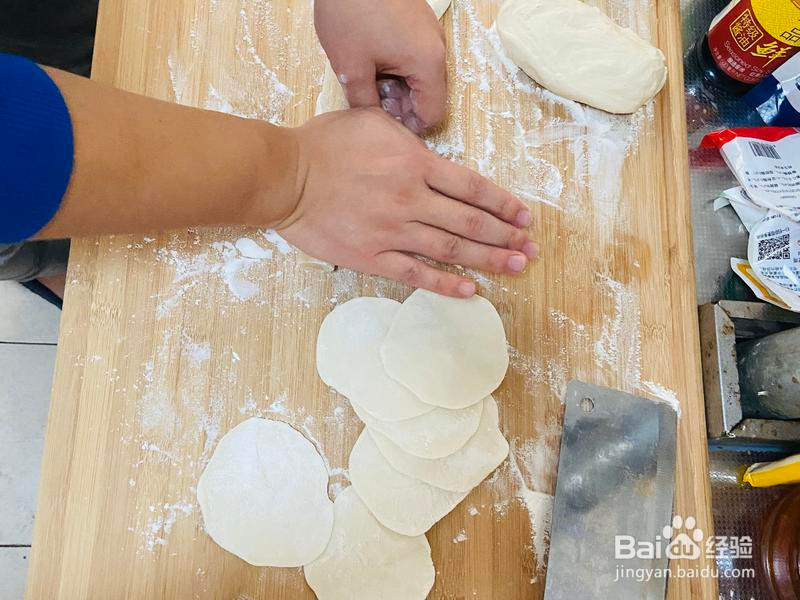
[
  {"x1": 740, "y1": 454, "x2": 800, "y2": 488},
  {"x1": 753, "y1": 0, "x2": 800, "y2": 48},
  {"x1": 730, "y1": 258, "x2": 793, "y2": 310}
]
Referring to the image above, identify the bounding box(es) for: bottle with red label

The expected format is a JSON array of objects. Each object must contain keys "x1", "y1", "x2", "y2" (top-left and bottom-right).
[{"x1": 694, "y1": 0, "x2": 800, "y2": 95}]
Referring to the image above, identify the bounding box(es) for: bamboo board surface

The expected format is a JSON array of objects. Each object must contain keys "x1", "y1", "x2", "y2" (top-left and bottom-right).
[{"x1": 27, "y1": 0, "x2": 717, "y2": 598}]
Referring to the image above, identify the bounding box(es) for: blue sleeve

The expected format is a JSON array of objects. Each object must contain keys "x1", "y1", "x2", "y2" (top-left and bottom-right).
[{"x1": 0, "y1": 53, "x2": 74, "y2": 243}]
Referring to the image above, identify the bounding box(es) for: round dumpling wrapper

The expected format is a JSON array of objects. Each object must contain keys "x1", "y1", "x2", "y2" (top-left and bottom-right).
[
  {"x1": 317, "y1": 297, "x2": 434, "y2": 422},
  {"x1": 349, "y1": 431, "x2": 468, "y2": 536},
  {"x1": 197, "y1": 417, "x2": 334, "y2": 567},
  {"x1": 304, "y1": 486, "x2": 434, "y2": 600},
  {"x1": 381, "y1": 289, "x2": 509, "y2": 409},
  {"x1": 350, "y1": 395, "x2": 484, "y2": 460},
  {"x1": 369, "y1": 395, "x2": 508, "y2": 492}
]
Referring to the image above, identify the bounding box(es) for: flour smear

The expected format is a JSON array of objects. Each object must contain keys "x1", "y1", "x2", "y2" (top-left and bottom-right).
[{"x1": 127, "y1": 0, "x2": 664, "y2": 558}]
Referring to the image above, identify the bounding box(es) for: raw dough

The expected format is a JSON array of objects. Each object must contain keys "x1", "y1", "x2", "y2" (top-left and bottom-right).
[
  {"x1": 304, "y1": 487, "x2": 435, "y2": 600},
  {"x1": 197, "y1": 418, "x2": 333, "y2": 567},
  {"x1": 496, "y1": 0, "x2": 667, "y2": 114},
  {"x1": 317, "y1": 298, "x2": 434, "y2": 422},
  {"x1": 350, "y1": 395, "x2": 484, "y2": 460},
  {"x1": 427, "y1": 0, "x2": 452, "y2": 19},
  {"x1": 381, "y1": 289, "x2": 509, "y2": 409},
  {"x1": 369, "y1": 396, "x2": 508, "y2": 492},
  {"x1": 349, "y1": 431, "x2": 469, "y2": 536}
]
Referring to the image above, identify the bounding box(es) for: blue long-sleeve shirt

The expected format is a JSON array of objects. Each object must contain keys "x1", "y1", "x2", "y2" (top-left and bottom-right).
[{"x1": 0, "y1": 53, "x2": 74, "y2": 243}]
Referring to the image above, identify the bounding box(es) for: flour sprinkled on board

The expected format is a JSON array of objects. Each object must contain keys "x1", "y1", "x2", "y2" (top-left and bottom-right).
[
  {"x1": 141, "y1": 502, "x2": 195, "y2": 554},
  {"x1": 594, "y1": 275, "x2": 642, "y2": 392},
  {"x1": 124, "y1": 320, "x2": 359, "y2": 554},
  {"x1": 153, "y1": 235, "x2": 276, "y2": 312},
  {"x1": 642, "y1": 381, "x2": 682, "y2": 416},
  {"x1": 486, "y1": 444, "x2": 554, "y2": 578},
  {"x1": 124, "y1": 0, "x2": 667, "y2": 566},
  {"x1": 509, "y1": 444, "x2": 554, "y2": 581}
]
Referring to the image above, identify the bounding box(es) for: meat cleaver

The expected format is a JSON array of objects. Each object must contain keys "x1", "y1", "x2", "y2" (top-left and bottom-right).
[{"x1": 543, "y1": 380, "x2": 678, "y2": 600}]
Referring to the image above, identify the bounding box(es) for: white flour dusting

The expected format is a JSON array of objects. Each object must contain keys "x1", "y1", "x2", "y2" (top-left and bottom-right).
[
  {"x1": 211, "y1": 240, "x2": 263, "y2": 301},
  {"x1": 514, "y1": 421, "x2": 561, "y2": 493},
  {"x1": 141, "y1": 502, "x2": 195, "y2": 554},
  {"x1": 130, "y1": 0, "x2": 663, "y2": 560},
  {"x1": 237, "y1": 7, "x2": 293, "y2": 100},
  {"x1": 235, "y1": 237, "x2": 273, "y2": 260},
  {"x1": 509, "y1": 447, "x2": 553, "y2": 580},
  {"x1": 488, "y1": 446, "x2": 554, "y2": 579},
  {"x1": 453, "y1": 530, "x2": 468, "y2": 544},
  {"x1": 262, "y1": 229, "x2": 292, "y2": 255},
  {"x1": 439, "y1": 0, "x2": 651, "y2": 224},
  {"x1": 642, "y1": 380, "x2": 682, "y2": 416},
  {"x1": 508, "y1": 344, "x2": 567, "y2": 401},
  {"x1": 594, "y1": 275, "x2": 642, "y2": 392}
]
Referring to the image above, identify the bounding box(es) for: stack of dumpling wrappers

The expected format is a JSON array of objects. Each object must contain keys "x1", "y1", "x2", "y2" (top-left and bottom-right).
[{"x1": 305, "y1": 289, "x2": 510, "y2": 599}]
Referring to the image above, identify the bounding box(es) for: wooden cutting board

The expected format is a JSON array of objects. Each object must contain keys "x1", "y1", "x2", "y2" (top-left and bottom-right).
[{"x1": 26, "y1": 0, "x2": 717, "y2": 598}]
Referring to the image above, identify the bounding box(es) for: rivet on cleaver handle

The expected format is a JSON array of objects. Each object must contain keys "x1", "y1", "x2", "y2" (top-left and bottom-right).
[{"x1": 543, "y1": 380, "x2": 678, "y2": 600}]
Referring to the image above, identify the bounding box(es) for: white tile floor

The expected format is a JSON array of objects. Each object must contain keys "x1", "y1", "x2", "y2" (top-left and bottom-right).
[{"x1": 0, "y1": 281, "x2": 60, "y2": 600}]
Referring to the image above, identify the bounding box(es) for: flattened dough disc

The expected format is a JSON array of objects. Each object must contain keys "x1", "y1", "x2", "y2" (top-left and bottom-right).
[
  {"x1": 317, "y1": 298, "x2": 434, "y2": 422},
  {"x1": 381, "y1": 289, "x2": 509, "y2": 408},
  {"x1": 350, "y1": 395, "x2": 484, "y2": 460},
  {"x1": 349, "y1": 431, "x2": 468, "y2": 536},
  {"x1": 304, "y1": 487, "x2": 435, "y2": 600},
  {"x1": 369, "y1": 395, "x2": 509, "y2": 492},
  {"x1": 197, "y1": 418, "x2": 334, "y2": 567}
]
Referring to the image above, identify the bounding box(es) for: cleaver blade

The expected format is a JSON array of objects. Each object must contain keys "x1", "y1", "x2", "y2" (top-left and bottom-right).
[{"x1": 543, "y1": 380, "x2": 678, "y2": 600}]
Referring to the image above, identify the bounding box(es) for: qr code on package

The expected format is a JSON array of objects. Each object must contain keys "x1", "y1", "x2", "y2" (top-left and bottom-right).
[{"x1": 758, "y1": 234, "x2": 791, "y2": 261}]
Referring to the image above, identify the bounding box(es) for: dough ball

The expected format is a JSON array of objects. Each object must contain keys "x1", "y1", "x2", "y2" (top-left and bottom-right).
[
  {"x1": 317, "y1": 298, "x2": 434, "y2": 422},
  {"x1": 197, "y1": 418, "x2": 333, "y2": 567},
  {"x1": 380, "y1": 289, "x2": 509, "y2": 409},
  {"x1": 350, "y1": 396, "x2": 484, "y2": 460},
  {"x1": 349, "y1": 431, "x2": 468, "y2": 536},
  {"x1": 496, "y1": 0, "x2": 667, "y2": 114},
  {"x1": 369, "y1": 396, "x2": 509, "y2": 492},
  {"x1": 304, "y1": 487, "x2": 435, "y2": 600}
]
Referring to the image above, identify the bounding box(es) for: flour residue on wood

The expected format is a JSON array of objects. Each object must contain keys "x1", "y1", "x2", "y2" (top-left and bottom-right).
[
  {"x1": 594, "y1": 275, "x2": 643, "y2": 391},
  {"x1": 122, "y1": 0, "x2": 670, "y2": 565},
  {"x1": 432, "y1": 0, "x2": 654, "y2": 225},
  {"x1": 486, "y1": 432, "x2": 557, "y2": 581},
  {"x1": 123, "y1": 323, "x2": 360, "y2": 555}
]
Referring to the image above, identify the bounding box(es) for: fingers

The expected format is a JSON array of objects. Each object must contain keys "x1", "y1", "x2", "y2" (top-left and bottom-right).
[
  {"x1": 374, "y1": 251, "x2": 477, "y2": 298},
  {"x1": 400, "y1": 223, "x2": 529, "y2": 275},
  {"x1": 341, "y1": 66, "x2": 380, "y2": 109},
  {"x1": 425, "y1": 155, "x2": 532, "y2": 228},
  {"x1": 418, "y1": 192, "x2": 539, "y2": 259},
  {"x1": 378, "y1": 78, "x2": 426, "y2": 134},
  {"x1": 378, "y1": 78, "x2": 414, "y2": 122},
  {"x1": 404, "y1": 42, "x2": 448, "y2": 130}
]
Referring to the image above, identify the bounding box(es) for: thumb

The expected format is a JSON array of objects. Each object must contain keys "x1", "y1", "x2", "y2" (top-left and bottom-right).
[
  {"x1": 340, "y1": 65, "x2": 380, "y2": 109},
  {"x1": 406, "y1": 47, "x2": 448, "y2": 129}
]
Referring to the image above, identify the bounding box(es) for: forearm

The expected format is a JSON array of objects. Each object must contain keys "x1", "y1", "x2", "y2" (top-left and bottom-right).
[{"x1": 37, "y1": 68, "x2": 299, "y2": 239}]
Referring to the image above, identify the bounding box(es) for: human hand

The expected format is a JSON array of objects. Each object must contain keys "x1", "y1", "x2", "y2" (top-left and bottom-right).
[
  {"x1": 275, "y1": 109, "x2": 538, "y2": 298},
  {"x1": 314, "y1": 0, "x2": 447, "y2": 133}
]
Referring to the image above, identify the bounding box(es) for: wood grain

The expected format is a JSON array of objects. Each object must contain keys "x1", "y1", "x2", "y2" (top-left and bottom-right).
[{"x1": 26, "y1": 0, "x2": 717, "y2": 598}]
